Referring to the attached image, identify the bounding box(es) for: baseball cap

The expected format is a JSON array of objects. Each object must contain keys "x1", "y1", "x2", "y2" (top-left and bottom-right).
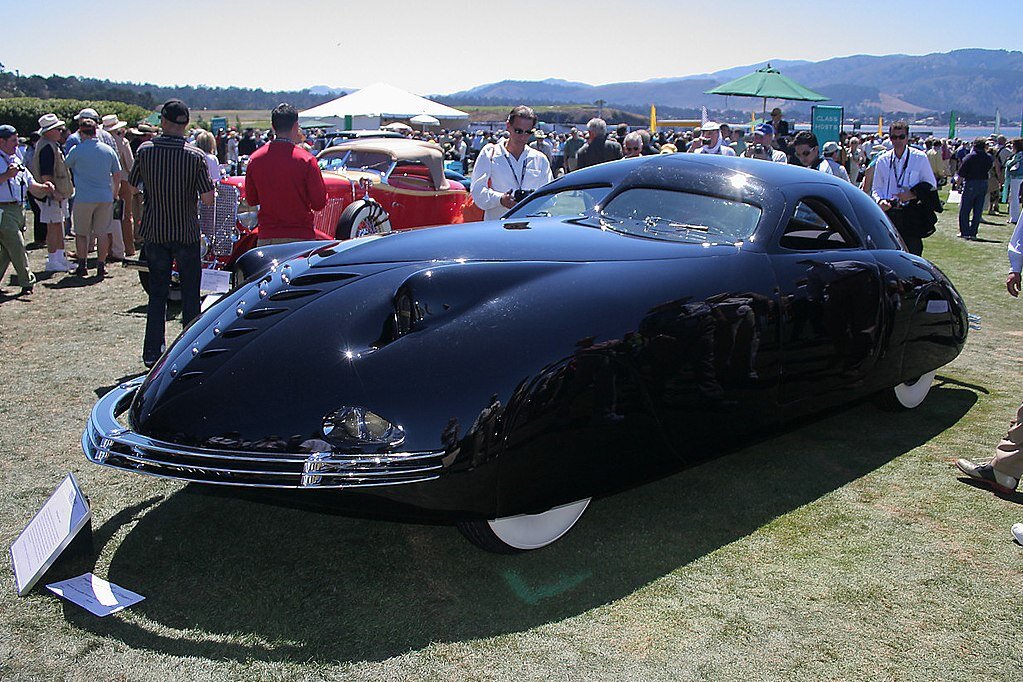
[
  {"x1": 822, "y1": 141, "x2": 841, "y2": 155},
  {"x1": 74, "y1": 108, "x2": 100, "y2": 122},
  {"x1": 754, "y1": 123, "x2": 774, "y2": 136},
  {"x1": 0, "y1": 124, "x2": 17, "y2": 139},
  {"x1": 160, "y1": 99, "x2": 190, "y2": 125}
]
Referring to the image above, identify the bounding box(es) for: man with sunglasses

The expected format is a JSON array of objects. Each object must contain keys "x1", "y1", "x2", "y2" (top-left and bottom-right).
[
  {"x1": 470, "y1": 105, "x2": 552, "y2": 221},
  {"x1": 870, "y1": 121, "x2": 937, "y2": 255},
  {"x1": 791, "y1": 131, "x2": 831, "y2": 173}
]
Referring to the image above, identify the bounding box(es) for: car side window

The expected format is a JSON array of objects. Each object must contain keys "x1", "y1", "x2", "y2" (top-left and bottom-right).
[{"x1": 779, "y1": 198, "x2": 860, "y2": 251}]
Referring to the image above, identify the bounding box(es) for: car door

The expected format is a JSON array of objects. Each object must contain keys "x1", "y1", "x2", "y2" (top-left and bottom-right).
[{"x1": 769, "y1": 185, "x2": 885, "y2": 408}]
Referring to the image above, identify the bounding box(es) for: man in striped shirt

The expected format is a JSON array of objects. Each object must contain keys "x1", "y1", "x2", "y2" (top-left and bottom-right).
[{"x1": 128, "y1": 99, "x2": 215, "y2": 368}]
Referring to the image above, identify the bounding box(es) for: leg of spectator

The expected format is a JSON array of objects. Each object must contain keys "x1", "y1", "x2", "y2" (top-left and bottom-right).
[
  {"x1": 174, "y1": 240, "x2": 202, "y2": 328},
  {"x1": 143, "y1": 241, "x2": 172, "y2": 364}
]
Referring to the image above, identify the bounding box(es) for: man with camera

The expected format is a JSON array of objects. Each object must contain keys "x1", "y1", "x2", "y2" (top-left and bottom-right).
[
  {"x1": 471, "y1": 106, "x2": 553, "y2": 221},
  {"x1": 742, "y1": 124, "x2": 788, "y2": 163}
]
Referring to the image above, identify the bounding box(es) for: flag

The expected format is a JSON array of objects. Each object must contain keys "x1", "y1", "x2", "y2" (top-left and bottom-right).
[
  {"x1": 650, "y1": 104, "x2": 657, "y2": 133},
  {"x1": 877, "y1": 114, "x2": 883, "y2": 136},
  {"x1": 701, "y1": 106, "x2": 708, "y2": 127},
  {"x1": 949, "y1": 110, "x2": 957, "y2": 139}
]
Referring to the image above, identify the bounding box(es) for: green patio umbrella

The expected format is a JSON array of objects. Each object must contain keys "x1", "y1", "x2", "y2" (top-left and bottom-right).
[{"x1": 704, "y1": 64, "x2": 828, "y2": 113}]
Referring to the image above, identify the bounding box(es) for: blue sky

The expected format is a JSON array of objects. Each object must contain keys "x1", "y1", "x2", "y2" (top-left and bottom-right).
[{"x1": 5, "y1": 0, "x2": 1021, "y2": 95}]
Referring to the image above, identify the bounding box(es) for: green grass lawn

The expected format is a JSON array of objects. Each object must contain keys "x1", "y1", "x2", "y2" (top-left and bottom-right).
[{"x1": 1, "y1": 199, "x2": 1022, "y2": 681}]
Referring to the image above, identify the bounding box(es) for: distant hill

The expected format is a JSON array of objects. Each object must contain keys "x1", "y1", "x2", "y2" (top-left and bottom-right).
[{"x1": 439, "y1": 49, "x2": 1023, "y2": 121}]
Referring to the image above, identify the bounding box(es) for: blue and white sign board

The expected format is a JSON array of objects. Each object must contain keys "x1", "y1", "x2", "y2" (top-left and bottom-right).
[{"x1": 10, "y1": 473, "x2": 91, "y2": 596}]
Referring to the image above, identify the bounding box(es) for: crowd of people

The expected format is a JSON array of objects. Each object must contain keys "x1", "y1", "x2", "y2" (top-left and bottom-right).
[{"x1": 2, "y1": 100, "x2": 1023, "y2": 544}]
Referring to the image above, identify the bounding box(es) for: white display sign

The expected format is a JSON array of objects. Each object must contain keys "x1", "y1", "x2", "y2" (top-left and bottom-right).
[
  {"x1": 10, "y1": 473, "x2": 91, "y2": 596},
  {"x1": 200, "y1": 268, "x2": 232, "y2": 294},
  {"x1": 46, "y1": 573, "x2": 145, "y2": 617}
]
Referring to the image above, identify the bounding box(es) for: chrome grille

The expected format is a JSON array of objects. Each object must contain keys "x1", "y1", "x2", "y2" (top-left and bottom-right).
[
  {"x1": 82, "y1": 378, "x2": 445, "y2": 489},
  {"x1": 200, "y1": 184, "x2": 240, "y2": 257},
  {"x1": 312, "y1": 197, "x2": 349, "y2": 238}
]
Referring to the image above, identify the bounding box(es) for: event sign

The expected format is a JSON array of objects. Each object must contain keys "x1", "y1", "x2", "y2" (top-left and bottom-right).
[
  {"x1": 210, "y1": 117, "x2": 228, "y2": 134},
  {"x1": 811, "y1": 105, "x2": 844, "y2": 146},
  {"x1": 10, "y1": 473, "x2": 91, "y2": 596}
]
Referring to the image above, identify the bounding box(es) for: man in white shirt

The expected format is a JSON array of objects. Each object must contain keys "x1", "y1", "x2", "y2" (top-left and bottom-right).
[
  {"x1": 692, "y1": 122, "x2": 736, "y2": 156},
  {"x1": 0, "y1": 124, "x2": 55, "y2": 295},
  {"x1": 470, "y1": 106, "x2": 553, "y2": 221},
  {"x1": 870, "y1": 120, "x2": 937, "y2": 255},
  {"x1": 792, "y1": 131, "x2": 833, "y2": 174}
]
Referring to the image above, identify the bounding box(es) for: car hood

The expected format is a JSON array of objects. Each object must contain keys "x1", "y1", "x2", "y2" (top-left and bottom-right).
[{"x1": 310, "y1": 217, "x2": 741, "y2": 267}]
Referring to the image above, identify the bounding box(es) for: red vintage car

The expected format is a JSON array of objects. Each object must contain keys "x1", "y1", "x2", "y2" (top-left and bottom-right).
[
  {"x1": 220, "y1": 138, "x2": 472, "y2": 265},
  {"x1": 134, "y1": 138, "x2": 475, "y2": 294}
]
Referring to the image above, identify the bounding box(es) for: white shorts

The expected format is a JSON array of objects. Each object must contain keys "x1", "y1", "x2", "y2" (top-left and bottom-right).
[{"x1": 39, "y1": 197, "x2": 70, "y2": 223}]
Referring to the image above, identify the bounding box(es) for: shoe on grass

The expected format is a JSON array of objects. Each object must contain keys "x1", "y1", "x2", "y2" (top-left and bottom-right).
[
  {"x1": 96, "y1": 262, "x2": 107, "y2": 278},
  {"x1": 73, "y1": 263, "x2": 87, "y2": 277},
  {"x1": 955, "y1": 458, "x2": 1019, "y2": 494}
]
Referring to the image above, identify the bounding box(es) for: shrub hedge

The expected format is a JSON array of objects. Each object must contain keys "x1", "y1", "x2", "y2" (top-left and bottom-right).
[{"x1": 0, "y1": 97, "x2": 153, "y2": 136}]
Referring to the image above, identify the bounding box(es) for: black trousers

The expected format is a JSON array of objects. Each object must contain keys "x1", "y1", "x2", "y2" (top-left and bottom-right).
[{"x1": 887, "y1": 208, "x2": 923, "y2": 256}]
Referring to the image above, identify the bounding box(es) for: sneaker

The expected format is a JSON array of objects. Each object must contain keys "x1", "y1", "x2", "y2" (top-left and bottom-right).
[
  {"x1": 73, "y1": 263, "x2": 87, "y2": 277},
  {"x1": 955, "y1": 458, "x2": 1019, "y2": 494},
  {"x1": 45, "y1": 256, "x2": 68, "y2": 272},
  {"x1": 1012, "y1": 523, "x2": 1023, "y2": 546}
]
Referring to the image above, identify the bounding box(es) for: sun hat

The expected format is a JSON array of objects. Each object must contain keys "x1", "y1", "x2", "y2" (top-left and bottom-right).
[
  {"x1": 700, "y1": 121, "x2": 721, "y2": 132},
  {"x1": 0, "y1": 124, "x2": 17, "y2": 139},
  {"x1": 101, "y1": 114, "x2": 127, "y2": 132},
  {"x1": 37, "y1": 113, "x2": 66, "y2": 134},
  {"x1": 822, "y1": 141, "x2": 841, "y2": 155}
]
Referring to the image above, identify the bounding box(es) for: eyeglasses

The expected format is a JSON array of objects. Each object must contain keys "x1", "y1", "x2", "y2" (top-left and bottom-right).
[
  {"x1": 890, "y1": 133, "x2": 908, "y2": 140},
  {"x1": 625, "y1": 146, "x2": 641, "y2": 151},
  {"x1": 796, "y1": 149, "x2": 816, "y2": 157},
  {"x1": 512, "y1": 127, "x2": 535, "y2": 135}
]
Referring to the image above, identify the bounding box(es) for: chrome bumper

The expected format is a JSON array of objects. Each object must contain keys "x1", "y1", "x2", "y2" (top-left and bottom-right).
[{"x1": 82, "y1": 377, "x2": 445, "y2": 489}]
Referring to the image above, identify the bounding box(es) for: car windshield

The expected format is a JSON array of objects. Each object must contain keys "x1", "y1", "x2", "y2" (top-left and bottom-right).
[
  {"x1": 318, "y1": 150, "x2": 394, "y2": 175},
  {"x1": 581, "y1": 187, "x2": 762, "y2": 245},
  {"x1": 505, "y1": 185, "x2": 613, "y2": 219}
]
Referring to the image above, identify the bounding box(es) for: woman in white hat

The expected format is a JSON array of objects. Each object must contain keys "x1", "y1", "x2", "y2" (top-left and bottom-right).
[{"x1": 27, "y1": 113, "x2": 74, "y2": 272}]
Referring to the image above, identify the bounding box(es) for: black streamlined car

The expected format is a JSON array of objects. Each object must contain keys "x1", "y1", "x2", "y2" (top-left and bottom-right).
[{"x1": 84, "y1": 154, "x2": 967, "y2": 552}]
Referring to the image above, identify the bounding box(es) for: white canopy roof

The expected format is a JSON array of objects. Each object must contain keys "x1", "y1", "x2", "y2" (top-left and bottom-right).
[{"x1": 299, "y1": 82, "x2": 469, "y2": 121}]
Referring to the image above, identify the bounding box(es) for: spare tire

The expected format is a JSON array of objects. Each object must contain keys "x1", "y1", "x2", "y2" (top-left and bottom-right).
[{"x1": 336, "y1": 199, "x2": 392, "y2": 240}]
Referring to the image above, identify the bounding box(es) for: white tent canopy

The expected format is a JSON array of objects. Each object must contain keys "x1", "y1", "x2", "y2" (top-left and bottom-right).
[{"x1": 299, "y1": 83, "x2": 469, "y2": 130}]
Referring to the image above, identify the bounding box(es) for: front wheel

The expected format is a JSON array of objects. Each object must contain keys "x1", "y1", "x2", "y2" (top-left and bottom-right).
[
  {"x1": 456, "y1": 498, "x2": 591, "y2": 553},
  {"x1": 336, "y1": 199, "x2": 392, "y2": 240},
  {"x1": 878, "y1": 369, "x2": 937, "y2": 410}
]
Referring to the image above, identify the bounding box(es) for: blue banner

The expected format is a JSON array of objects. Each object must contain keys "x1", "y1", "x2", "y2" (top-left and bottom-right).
[{"x1": 811, "y1": 105, "x2": 844, "y2": 146}]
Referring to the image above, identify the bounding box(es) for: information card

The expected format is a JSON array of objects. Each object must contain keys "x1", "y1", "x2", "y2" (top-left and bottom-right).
[
  {"x1": 10, "y1": 473, "x2": 92, "y2": 596},
  {"x1": 46, "y1": 573, "x2": 145, "y2": 617}
]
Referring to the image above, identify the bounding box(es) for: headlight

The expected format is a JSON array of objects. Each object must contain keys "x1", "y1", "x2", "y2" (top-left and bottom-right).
[
  {"x1": 322, "y1": 407, "x2": 405, "y2": 447},
  {"x1": 238, "y1": 209, "x2": 259, "y2": 229}
]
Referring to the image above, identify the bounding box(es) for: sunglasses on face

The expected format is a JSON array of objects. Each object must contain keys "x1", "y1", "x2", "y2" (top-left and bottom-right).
[
  {"x1": 796, "y1": 148, "x2": 816, "y2": 157},
  {"x1": 625, "y1": 146, "x2": 641, "y2": 151},
  {"x1": 512, "y1": 127, "x2": 535, "y2": 135},
  {"x1": 890, "y1": 133, "x2": 908, "y2": 140}
]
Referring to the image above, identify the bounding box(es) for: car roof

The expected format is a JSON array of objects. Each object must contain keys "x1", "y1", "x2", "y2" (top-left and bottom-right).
[{"x1": 318, "y1": 138, "x2": 448, "y2": 190}]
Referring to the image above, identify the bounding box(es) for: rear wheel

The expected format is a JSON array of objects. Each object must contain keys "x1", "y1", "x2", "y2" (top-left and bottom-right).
[
  {"x1": 456, "y1": 498, "x2": 591, "y2": 553},
  {"x1": 337, "y1": 199, "x2": 392, "y2": 240}
]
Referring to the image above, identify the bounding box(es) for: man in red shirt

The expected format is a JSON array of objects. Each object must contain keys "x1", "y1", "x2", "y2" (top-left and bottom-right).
[{"x1": 244, "y1": 103, "x2": 327, "y2": 245}]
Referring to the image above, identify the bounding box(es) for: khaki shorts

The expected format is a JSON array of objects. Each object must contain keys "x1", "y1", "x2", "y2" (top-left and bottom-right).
[
  {"x1": 39, "y1": 197, "x2": 70, "y2": 223},
  {"x1": 72, "y1": 201, "x2": 115, "y2": 241}
]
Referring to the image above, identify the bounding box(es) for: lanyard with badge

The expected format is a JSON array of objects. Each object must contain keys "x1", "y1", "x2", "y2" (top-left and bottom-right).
[
  {"x1": 502, "y1": 147, "x2": 528, "y2": 191},
  {"x1": 887, "y1": 150, "x2": 911, "y2": 204}
]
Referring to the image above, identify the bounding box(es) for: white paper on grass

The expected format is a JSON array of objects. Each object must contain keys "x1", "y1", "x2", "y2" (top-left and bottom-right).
[
  {"x1": 46, "y1": 573, "x2": 145, "y2": 617},
  {"x1": 10, "y1": 473, "x2": 91, "y2": 596},
  {"x1": 947, "y1": 190, "x2": 962, "y2": 204},
  {"x1": 200, "y1": 268, "x2": 231, "y2": 293}
]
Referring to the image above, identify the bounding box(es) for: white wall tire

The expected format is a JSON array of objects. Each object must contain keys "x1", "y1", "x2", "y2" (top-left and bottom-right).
[
  {"x1": 892, "y1": 369, "x2": 936, "y2": 409},
  {"x1": 457, "y1": 498, "x2": 591, "y2": 553},
  {"x1": 336, "y1": 199, "x2": 392, "y2": 240}
]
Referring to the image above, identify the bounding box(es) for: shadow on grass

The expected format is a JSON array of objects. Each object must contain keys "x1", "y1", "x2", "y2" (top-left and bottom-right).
[
  {"x1": 95, "y1": 372, "x2": 149, "y2": 399},
  {"x1": 71, "y1": 386, "x2": 977, "y2": 664}
]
